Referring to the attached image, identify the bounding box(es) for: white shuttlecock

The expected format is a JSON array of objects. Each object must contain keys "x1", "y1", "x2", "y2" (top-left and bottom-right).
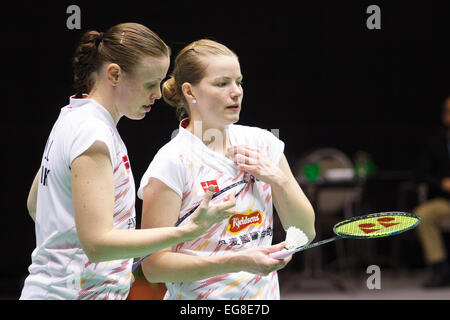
[{"x1": 285, "y1": 226, "x2": 308, "y2": 250}]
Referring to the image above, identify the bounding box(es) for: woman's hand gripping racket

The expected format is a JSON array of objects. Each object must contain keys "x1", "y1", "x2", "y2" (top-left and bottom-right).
[{"x1": 270, "y1": 212, "x2": 421, "y2": 259}]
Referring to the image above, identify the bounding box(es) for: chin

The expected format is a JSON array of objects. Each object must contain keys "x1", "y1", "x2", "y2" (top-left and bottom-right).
[
  {"x1": 136, "y1": 113, "x2": 147, "y2": 120},
  {"x1": 127, "y1": 112, "x2": 146, "y2": 121},
  {"x1": 227, "y1": 115, "x2": 239, "y2": 124}
]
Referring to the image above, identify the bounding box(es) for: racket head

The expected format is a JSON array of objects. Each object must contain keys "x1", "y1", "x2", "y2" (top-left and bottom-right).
[{"x1": 333, "y1": 212, "x2": 420, "y2": 239}]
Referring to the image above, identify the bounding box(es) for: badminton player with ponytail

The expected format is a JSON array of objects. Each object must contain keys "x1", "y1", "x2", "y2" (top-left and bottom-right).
[
  {"x1": 20, "y1": 24, "x2": 236, "y2": 300},
  {"x1": 138, "y1": 39, "x2": 316, "y2": 299}
]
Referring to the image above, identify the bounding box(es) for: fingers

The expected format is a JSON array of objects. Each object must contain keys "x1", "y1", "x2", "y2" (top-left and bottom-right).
[
  {"x1": 200, "y1": 185, "x2": 216, "y2": 208},
  {"x1": 264, "y1": 244, "x2": 291, "y2": 272},
  {"x1": 234, "y1": 154, "x2": 258, "y2": 165},
  {"x1": 227, "y1": 146, "x2": 260, "y2": 164},
  {"x1": 214, "y1": 196, "x2": 236, "y2": 220},
  {"x1": 268, "y1": 242, "x2": 292, "y2": 265},
  {"x1": 219, "y1": 192, "x2": 237, "y2": 209},
  {"x1": 227, "y1": 145, "x2": 260, "y2": 156},
  {"x1": 268, "y1": 242, "x2": 287, "y2": 253},
  {"x1": 256, "y1": 258, "x2": 289, "y2": 276},
  {"x1": 225, "y1": 189, "x2": 236, "y2": 201},
  {"x1": 282, "y1": 255, "x2": 293, "y2": 264}
]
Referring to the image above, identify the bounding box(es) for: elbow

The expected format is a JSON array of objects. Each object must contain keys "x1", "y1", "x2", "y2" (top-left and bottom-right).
[
  {"x1": 78, "y1": 230, "x2": 120, "y2": 263},
  {"x1": 27, "y1": 209, "x2": 36, "y2": 222},
  {"x1": 307, "y1": 208, "x2": 316, "y2": 244},
  {"x1": 141, "y1": 253, "x2": 166, "y2": 283},
  {"x1": 82, "y1": 245, "x2": 104, "y2": 263},
  {"x1": 142, "y1": 263, "x2": 158, "y2": 283},
  {"x1": 26, "y1": 200, "x2": 36, "y2": 221},
  {"x1": 79, "y1": 239, "x2": 110, "y2": 263},
  {"x1": 307, "y1": 229, "x2": 316, "y2": 245}
]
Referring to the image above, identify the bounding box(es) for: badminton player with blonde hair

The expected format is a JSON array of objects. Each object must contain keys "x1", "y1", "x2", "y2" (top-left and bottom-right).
[
  {"x1": 20, "y1": 24, "x2": 236, "y2": 300},
  {"x1": 138, "y1": 39, "x2": 316, "y2": 299}
]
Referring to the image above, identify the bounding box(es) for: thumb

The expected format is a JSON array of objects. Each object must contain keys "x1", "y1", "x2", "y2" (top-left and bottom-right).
[
  {"x1": 202, "y1": 185, "x2": 216, "y2": 206},
  {"x1": 267, "y1": 242, "x2": 287, "y2": 253}
]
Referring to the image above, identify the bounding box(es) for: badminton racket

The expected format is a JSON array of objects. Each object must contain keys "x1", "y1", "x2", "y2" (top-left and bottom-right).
[{"x1": 270, "y1": 211, "x2": 420, "y2": 259}]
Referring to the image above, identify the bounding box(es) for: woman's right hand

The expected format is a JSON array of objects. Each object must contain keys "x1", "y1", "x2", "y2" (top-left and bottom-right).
[
  {"x1": 185, "y1": 185, "x2": 236, "y2": 238},
  {"x1": 230, "y1": 242, "x2": 292, "y2": 276}
]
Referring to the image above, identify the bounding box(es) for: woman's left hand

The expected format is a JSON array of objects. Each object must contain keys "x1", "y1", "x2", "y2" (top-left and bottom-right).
[{"x1": 226, "y1": 145, "x2": 286, "y2": 186}]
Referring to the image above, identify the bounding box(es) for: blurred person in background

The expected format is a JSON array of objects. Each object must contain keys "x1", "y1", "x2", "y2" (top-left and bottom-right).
[{"x1": 415, "y1": 96, "x2": 450, "y2": 288}]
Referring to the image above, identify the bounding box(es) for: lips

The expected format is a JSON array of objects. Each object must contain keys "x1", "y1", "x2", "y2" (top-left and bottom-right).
[
  {"x1": 225, "y1": 105, "x2": 240, "y2": 110},
  {"x1": 143, "y1": 104, "x2": 152, "y2": 112}
]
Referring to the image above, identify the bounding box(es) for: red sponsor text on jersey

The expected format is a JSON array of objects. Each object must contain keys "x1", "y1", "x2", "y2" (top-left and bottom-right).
[{"x1": 227, "y1": 210, "x2": 264, "y2": 234}]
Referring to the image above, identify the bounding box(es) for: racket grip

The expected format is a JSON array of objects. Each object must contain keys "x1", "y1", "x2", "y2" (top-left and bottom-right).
[
  {"x1": 269, "y1": 249, "x2": 295, "y2": 260},
  {"x1": 132, "y1": 254, "x2": 150, "y2": 272}
]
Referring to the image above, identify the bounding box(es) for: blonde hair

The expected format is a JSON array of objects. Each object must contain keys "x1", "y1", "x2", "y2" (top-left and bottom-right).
[{"x1": 162, "y1": 39, "x2": 237, "y2": 120}]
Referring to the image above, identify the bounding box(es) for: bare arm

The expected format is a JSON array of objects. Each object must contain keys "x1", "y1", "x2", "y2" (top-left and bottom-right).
[
  {"x1": 270, "y1": 155, "x2": 316, "y2": 242},
  {"x1": 71, "y1": 141, "x2": 232, "y2": 262},
  {"x1": 141, "y1": 178, "x2": 290, "y2": 283},
  {"x1": 27, "y1": 169, "x2": 40, "y2": 222}
]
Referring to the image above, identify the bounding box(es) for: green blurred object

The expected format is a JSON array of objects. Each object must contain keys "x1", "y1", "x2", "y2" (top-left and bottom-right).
[
  {"x1": 353, "y1": 150, "x2": 376, "y2": 178},
  {"x1": 303, "y1": 163, "x2": 320, "y2": 182}
]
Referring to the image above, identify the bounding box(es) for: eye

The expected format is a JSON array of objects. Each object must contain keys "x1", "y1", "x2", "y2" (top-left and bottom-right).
[
  {"x1": 237, "y1": 80, "x2": 243, "y2": 86},
  {"x1": 146, "y1": 82, "x2": 159, "y2": 90}
]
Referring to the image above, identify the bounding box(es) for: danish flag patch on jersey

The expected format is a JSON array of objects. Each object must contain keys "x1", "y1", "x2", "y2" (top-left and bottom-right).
[
  {"x1": 122, "y1": 155, "x2": 130, "y2": 170},
  {"x1": 200, "y1": 180, "x2": 219, "y2": 192}
]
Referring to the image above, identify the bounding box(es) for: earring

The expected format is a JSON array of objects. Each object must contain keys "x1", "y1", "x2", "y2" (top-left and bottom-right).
[{"x1": 192, "y1": 99, "x2": 197, "y2": 104}]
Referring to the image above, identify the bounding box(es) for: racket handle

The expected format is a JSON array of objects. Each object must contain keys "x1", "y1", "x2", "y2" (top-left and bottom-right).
[
  {"x1": 269, "y1": 249, "x2": 295, "y2": 259},
  {"x1": 132, "y1": 254, "x2": 150, "y2": 272}
]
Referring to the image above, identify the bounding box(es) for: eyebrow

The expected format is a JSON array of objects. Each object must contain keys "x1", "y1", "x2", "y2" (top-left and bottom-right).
[
  {"x1": 145, "y1": 77, "x2": 164, "y2": 85},
  {"x1": 214, "y1": 76, "x2": 243, "y2": 81}
]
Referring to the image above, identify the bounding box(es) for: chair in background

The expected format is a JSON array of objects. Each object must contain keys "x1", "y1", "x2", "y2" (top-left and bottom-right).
[
  {"x1": 294, "y1": 148, "x2": 363, "y2": 285},
  {"x1": 295, "y1": 148, "x2": 360, "y2": 219}
]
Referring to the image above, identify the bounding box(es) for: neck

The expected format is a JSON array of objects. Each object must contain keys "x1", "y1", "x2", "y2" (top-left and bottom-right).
[
  {"x1": 88, "y1": 84, "x2": 121, "y2": 125},
  {"x1": 186, "y1": 119, "x2": 231, "y2": 155}
]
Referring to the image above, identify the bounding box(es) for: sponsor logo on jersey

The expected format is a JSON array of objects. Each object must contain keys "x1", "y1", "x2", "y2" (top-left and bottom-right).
[{"x1": 227, "y1": 210, "x2": 263, "y2": 234}]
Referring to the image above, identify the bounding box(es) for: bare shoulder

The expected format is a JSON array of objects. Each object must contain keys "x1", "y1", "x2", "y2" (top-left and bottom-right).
[{"x1": 141, "y1": 177, "x2": 182, "y2": 228}]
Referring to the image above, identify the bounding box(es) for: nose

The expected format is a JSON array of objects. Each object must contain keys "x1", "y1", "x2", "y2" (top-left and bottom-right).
[
  {"x1": 150, "y1": 86, "x2": 162, "y2": 101},
  {"x1": 230, "y1": 83, "x2": 243, "y2": 100}
]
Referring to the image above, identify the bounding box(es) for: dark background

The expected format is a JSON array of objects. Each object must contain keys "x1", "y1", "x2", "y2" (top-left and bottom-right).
[{"x1": 2, "y1": 0, "x2": 450, "y2": 298}]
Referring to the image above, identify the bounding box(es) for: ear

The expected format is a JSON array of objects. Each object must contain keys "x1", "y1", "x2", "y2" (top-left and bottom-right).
[
  {"x1": 181, "y1": 82, "x2": 196, "y2": 102},
  {"x1": 105, "y1": 63, "x2": 121, "y2": 86}
]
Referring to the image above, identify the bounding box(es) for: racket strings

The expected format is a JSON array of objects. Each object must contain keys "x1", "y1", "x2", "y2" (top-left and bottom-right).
[{"x1": 333, "y1": 212, "x2": 420, "y2": 239}]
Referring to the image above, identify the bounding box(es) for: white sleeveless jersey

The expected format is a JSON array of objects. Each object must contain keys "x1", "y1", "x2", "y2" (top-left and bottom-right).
[
  {"x1": 20, "y1": 96, "x2": 136, "y2": 300},
  {"x1": 138, "y1": 119, "x2": 284, "y2": 300}
]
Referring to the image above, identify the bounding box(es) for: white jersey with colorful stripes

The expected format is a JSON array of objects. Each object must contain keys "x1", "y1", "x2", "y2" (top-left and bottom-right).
[
  {"x1": 20, "y1": 96, "x2": 136, "y2": 300},
  {"x1": 138, "y1": 118, "x2": 284, "y2": 300}
]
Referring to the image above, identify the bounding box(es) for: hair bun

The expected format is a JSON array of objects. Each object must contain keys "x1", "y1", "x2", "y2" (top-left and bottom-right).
[
  {"x1": 72, "y1": 30, "x2": 102, "y2": 97},
  {"x1": 162, "y1": 77, "x2": 180, "y2": 107}
]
